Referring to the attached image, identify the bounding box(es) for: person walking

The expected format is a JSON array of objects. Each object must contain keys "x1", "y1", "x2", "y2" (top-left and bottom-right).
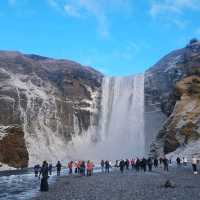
[
  {"x1": 119, "y1": 159, "x2": 125, "y2": 173},
  {"x1": 56, "y1": 161, "x2": 62, "y2": 176},
  {"x1": 39, "y1": 161, "x2": 49, "y2": 192},
  {"x1": 192, "y1": 156, "x2": 198, "y2": 174}
]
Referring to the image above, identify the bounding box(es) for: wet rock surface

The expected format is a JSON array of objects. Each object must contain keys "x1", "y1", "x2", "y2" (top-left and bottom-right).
[{"x1": 32, "y1": 166, "x2": 200, "y2": 200}]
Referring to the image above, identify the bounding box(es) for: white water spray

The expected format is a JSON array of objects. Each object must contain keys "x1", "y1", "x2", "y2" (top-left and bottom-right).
[{"x1": 68, "y1": 74, "x2": 145, "y2": 160}]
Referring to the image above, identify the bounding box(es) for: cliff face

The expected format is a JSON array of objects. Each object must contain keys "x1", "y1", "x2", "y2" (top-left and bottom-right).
[
  {"x1": 0, "y1": 51, "x2": 103, "y2": 168},
  {"x1": 1, "y1": 40, "x2": 200, "y2": 168},
  {"x1": 147, "y1": 41, "x2": 200, "y2": 157},
  {"x1": 0, "y1": 126, "x2": 28, "y2": 168}
]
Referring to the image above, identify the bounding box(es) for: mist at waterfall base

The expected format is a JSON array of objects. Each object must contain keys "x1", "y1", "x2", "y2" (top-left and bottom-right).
[{"x1": 67, "y1": 75, "x2": 145, "y2": 161}]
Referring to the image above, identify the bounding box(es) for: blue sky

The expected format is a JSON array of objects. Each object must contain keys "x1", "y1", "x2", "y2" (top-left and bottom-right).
[{"x1": 0, "y1": 0, "x2": 200, "y2": 76}]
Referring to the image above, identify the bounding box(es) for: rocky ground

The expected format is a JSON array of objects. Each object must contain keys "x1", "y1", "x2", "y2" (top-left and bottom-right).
[{"x1": 32, "y1": 165, "x2": 200, "y2": 200}]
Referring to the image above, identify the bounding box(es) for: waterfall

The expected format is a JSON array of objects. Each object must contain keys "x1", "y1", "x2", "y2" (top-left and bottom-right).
[
  {"x1": 68, "y1": 74, "x2": 145, "y2": 160},
  {"x1": 97, "y1": 74, "x2": 145, "y2": 159}
]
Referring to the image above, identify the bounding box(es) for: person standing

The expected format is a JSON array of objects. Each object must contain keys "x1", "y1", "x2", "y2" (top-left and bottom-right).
[
  {"x1": 115, "y1": 160, "x2": 119, "y2": 168},
  {"x1": 135, "y1": 158, "x2": 140, "y2": 172},
  {"x1": 74, "y1": 161, "x2": 78, "y2": 174},
  {"x1": 147, "y1": 157, "x2": 153, "y2": 172},
  {"x1": 141, "y1": 158, "x2": 147, "y2": 172},
  {"x1": 48, "y1": 164, "x2": 52, "y2": 176},
  {"x1": 101, "y1": 160, "x2": 105, "y2": 172},
  {"x1": 68, "y1": 161, "x2": 73, "y2": 175},
  {"x1": 192, "y1": 156, "x2": 198, "y2": 174},
  {"x1": 77, "y1": 161, "x2": 81, "y2": 174},
  {"x1": 87, "y1": 161, "x2": 93, "y2": 176},
  {"x1": 56, "y1": 161, "x2": 62, "y2": 176},
  {"x1": 131, "y1": 159, "x2": 135, "y2": 170},
  {"x1": 80, "y1": 161, "x2": 86, "y2": 176},
  {"x1": 125, "y1": 159, "x2": 130, "y2": 170},
  {"x1": 154, "y1": 158, "x2": 158, "y2": 168},
  {"x1": 163, "y1": 157, "x2": 169, "y2": 171},
  {"x1": 159, "y1": 157, "x2": 163, "y2": 165},
  {"x1": 39, "y1": 161, "x2": 49, "y2": 192},
  {"x1": 105, "y1": 160, "x2": 110, "y2": 174},
  {"x1": 34, "y1": 164, "x2": 40, "y2": 177},
  {"x1": 183, "y1": 157, "x2": 188, "y2": 166},
  {"x1": 176, "y1": 157, "x2": 181, "y2": 166}
]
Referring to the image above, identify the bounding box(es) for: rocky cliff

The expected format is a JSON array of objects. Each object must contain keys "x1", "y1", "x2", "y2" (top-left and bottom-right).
[
  {"x1": 1, "y1": 40, "x2": 200, "y2": 168},
  {"x1": 147, "y1": 40, "x2": 200, "y2": 157},
  {"x1": 0, "y1": 51, "x2": 103, "y2": 168}
]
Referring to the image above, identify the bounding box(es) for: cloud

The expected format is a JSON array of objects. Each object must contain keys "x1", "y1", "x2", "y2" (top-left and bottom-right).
[
  {"x1": 150, "y1": 0, "x2": 200, "y2": 17},
  {"x1": 149, "y1": 0, "x2": 200, "y2": 29},
  {"x1": 48, "y1": 0, "x2": 131, "y2": 39},
  {"x1": 64, "y1": 4, "x2": 81, "y2": 17}
]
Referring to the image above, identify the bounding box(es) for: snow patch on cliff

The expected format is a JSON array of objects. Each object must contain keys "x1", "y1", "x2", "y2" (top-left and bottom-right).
[
  {"x1": 164, "y1": 55, "x2": 183, "y2": 72},
  {"x1": 0, "y1": 126, "x2": 11, "y2": 139}
]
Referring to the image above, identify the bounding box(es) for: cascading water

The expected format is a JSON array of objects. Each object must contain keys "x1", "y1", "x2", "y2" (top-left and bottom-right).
[{"x1": 68, "y1": 74, "x2": 145, "y2": 160}]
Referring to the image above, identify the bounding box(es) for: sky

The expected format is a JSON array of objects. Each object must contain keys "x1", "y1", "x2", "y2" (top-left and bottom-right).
[{"x1": 0, "y1": 0, "x2": 200, "y2": 76}]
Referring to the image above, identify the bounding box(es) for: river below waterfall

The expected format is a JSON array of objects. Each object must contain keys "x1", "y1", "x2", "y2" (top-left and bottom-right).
[
  {"x1": 0, "y1": 169, "x2": 58, "y2": 200},
  {"x1": 0, "y1": 167, "x2": 102, "y2": 200}
]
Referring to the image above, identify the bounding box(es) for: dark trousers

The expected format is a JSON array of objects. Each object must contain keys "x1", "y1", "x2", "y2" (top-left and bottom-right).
[
  {"x1": 40, "y1": 178, "x2": 49, "y2": 192},
  {"x1": 148, "y1": 165, "x2": 152, "y2": 171},
  {"x1": 57, "y1": 170, "x2": 61, "y2": 176},
  {"x1": 192, "y1": 164, "x2": 197, "y2": 172},
  {"x1": 164, "y1": 164, "x2": 168, "y2": 171},
  {"x1": 105, "y1": 167, "x2": 109, "y2": 173}
]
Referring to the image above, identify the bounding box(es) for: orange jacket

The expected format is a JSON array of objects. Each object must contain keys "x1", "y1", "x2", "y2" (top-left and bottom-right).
[{"x1": 87, "y1": 162, "x2": 93, "y2": 170}]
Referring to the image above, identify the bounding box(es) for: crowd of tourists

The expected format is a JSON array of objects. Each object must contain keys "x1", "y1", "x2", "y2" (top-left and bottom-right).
[
  {"x1": 34, "y1": 155, "x2": 199, "y2": 192},
  {"x1": 34, "y1": 160, "x2": 95, "y2": 192},
  {"x1": 112, "y1": 157, "x2": 169, "y2": 173}
]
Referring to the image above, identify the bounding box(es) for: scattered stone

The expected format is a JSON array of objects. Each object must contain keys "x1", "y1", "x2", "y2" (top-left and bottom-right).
[{"x1": 164, "y1": 180, "x2": 176, "y2": 188}]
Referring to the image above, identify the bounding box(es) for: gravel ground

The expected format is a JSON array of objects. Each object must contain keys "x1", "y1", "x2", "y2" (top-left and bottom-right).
[{"x1": 32, "y1": 166, "x2": 200, "y2": 200}]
